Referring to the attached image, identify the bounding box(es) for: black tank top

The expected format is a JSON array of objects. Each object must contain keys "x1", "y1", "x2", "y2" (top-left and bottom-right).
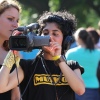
[{"x1": 0, "y1": 65, "x2": 11, "y2": 100}]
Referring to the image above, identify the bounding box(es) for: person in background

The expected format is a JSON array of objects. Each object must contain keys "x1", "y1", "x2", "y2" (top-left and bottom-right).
[
  {"x1": 69, "y1": 35, "x2": 77, "y2": 49},
  {"x1": 86, "y1": 27, "x2": 100, "y2": 48},
  {"x1": 85, "y1": 27, "x2": 100, "y2": 96},
  {"x1": 69, "y1": 28, "x2": 85, "y2": 49},
  {"x1": 97, "y1": 59, "x2": 100, "y2": 94},
  {"x1": 66, "y1": 28, "x2": 100, "y2": 100},
  {"x1": 96, "y1": 21, "x2": 100, "y2": 49},
  {"x1": 96, "y1": 21, "x2": 100, "y2": 93},
  {"x1": 0, "y1": 0, "x2": 21, "y2": 100},
  {"x1": 0, "y1": 10, "x2": 85, "y2": 100},
  {"x1": 70, "y1": 40, "x2": 77, "y2": 49}
]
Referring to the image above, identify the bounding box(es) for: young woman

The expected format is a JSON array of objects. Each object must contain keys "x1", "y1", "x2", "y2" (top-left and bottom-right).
[
  {"x1": 0, "y1": 0, "x2": 21, "y2": 100},
  {"x1": 66, "y1": 28, "x2": 100, "y2": 100},
  {"x1": 0, "y1": 11, "x2": 85, "y2": 100}
]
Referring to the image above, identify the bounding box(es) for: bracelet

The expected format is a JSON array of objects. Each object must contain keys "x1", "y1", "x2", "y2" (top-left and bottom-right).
[
  {"x1": 52, "y1": 55, "x2": 61, "y2": 60},
  {"x1": 54, "y1": 55, "x2": 66, "y2": 66}
]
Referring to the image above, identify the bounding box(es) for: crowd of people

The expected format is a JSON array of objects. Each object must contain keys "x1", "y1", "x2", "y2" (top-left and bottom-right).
[{"x1": 0, "y1": 0, "x2": 100, "y2": 100}]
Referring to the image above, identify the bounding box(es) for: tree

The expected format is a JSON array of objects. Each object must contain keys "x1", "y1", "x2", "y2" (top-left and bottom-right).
[{"x1": 18, "y1": 0, "x2": 100, "y2": 28}]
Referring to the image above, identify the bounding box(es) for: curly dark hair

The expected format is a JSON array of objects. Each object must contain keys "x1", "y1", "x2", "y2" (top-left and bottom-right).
[{"x1": 38, "y1": 10, "x2": 77, "y2": 54}]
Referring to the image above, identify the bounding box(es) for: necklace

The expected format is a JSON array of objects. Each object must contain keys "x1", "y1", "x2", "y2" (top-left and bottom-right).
[
  {"x1": 40, "y1": 56, "x2": 62, "y2": 85},
  {"x1": 41, "y1": 56, "x2": 62, "y2": 100},
  {"x1": 41, "y1": 55, "x2": 69, "y2": 100}
]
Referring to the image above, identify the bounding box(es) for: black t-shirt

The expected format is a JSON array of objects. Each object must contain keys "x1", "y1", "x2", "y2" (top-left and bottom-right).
[
  {"x1": 20, "y1": 57, "x2": 84, "y2": 100},
  {"x1": 0, "y1": 65, "x2": 11, "y2": 100}
]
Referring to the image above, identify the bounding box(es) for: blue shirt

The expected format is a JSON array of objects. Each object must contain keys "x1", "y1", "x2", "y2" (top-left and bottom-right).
[
  {"x1": 66, "y1": 46, "x2": 100, "y2": 88},
  {"x1": 20, "y1": 49, "x2": 39, "y2": 59},
  {"x1": 70, "y1": 42, "x2": 77, "y2": 49}
]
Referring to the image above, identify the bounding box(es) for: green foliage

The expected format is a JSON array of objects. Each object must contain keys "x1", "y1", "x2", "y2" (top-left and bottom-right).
[
  {"x1": 83, "y1": 9, "x2": 99, "y2": 29},
  {"x1": 49, "y1": 0, "x2": 60, "y2": 11},
  {"x1": 19, "y1": 4, "x2": 39, "y2": 26},
  {"x1": 18, "y1": 0, "x2": 100, "y2": 29}
]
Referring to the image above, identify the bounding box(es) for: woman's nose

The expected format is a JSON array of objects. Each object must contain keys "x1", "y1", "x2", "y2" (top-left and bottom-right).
[
  {"x1": 49, "y1": 33, "x2": 53, "y2": 37},
  {"x1": 12, "y1": 21, "x2": 18, "y2": 28},
  {"x1": 50, "y1": 35, "x2": 54, "y2": 42}
]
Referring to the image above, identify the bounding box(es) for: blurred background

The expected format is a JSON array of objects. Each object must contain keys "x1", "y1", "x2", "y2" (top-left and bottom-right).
[{"x1": 17, "y1": 0, "x2": 100, "y2": 29}]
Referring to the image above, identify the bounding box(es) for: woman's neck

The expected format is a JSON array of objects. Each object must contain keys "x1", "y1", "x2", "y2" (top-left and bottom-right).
[
  {"x1": 78, "y1": 42, "x2": 86, "y2": 48},
  {"x1": 0, "y1": 48, "x2": 8, "y2": 64}
]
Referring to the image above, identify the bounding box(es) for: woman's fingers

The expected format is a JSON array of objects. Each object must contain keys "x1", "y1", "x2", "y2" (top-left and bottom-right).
[{"x1": 12, "y1": 30, "x2": 22, "y2": 36}]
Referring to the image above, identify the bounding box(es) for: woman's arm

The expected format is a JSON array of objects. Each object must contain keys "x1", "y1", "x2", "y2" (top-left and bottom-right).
[
  {"x1": 58, "y1": 61, "x2": 85, "y2": 95},
  {"x1": 0, "y1": 66, "x2": 24, "y2": 93},
  {"x1": 11, "y1": 87, "x2": 20, "y2": 100},
  {"x1": 0, "y1": 51, "x2": 24, "y2": 93}
]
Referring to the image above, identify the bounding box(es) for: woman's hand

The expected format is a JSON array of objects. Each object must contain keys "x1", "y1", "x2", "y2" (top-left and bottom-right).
[
  {"x1": 43, "y1": 37, "x2": 62, "y2": 56},
  {"x1": 12, "y1": 30, "x2": 22, "y2": 36}
]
